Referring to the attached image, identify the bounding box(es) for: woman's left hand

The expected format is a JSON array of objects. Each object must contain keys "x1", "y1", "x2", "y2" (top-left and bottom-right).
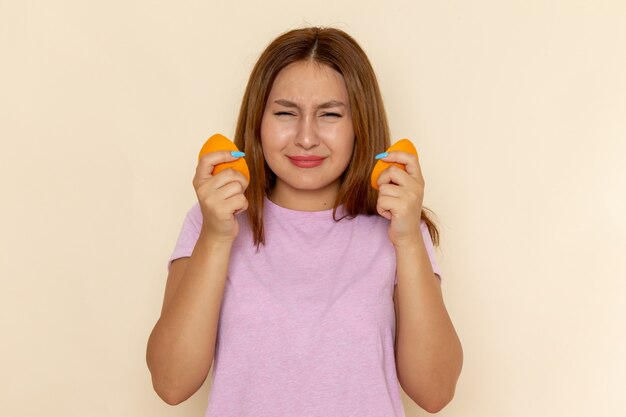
[{"x1": 375, "y1": 151, "x2": 425, "y2": 247}]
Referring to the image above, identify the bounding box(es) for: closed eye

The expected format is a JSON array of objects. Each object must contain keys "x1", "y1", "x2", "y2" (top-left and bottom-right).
[
  {"x1": 275, "y1": 111, "x2": 295, "y2": 116},
  {"x1": 321, "y1": 112, "x2": 342, "y2": 118}
]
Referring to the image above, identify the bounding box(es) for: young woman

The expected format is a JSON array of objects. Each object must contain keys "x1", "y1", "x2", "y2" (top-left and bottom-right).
[{"x1": 147, "y1": 27, "x2": 462, "y2": 416}]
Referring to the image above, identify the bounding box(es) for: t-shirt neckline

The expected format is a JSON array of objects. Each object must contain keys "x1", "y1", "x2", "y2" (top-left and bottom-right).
[{"x1": 264, "y1": 196, "x2": 346, "y2": 221}]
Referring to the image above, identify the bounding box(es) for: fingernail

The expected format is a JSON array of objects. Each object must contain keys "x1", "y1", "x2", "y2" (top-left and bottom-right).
[
  {"x1": 375, "y1": 152, "x2": 388, "y2": 160},
  {"x1": 231, "y1": 151, "x2": 245, "y2": 158}
]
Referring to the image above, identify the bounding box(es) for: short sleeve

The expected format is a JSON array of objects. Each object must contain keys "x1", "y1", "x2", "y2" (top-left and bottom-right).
[
  {"x1": 394, "y1": 219, "x2": 441, "y2": 285},
  {"x1": 167, "y1": 203, "x2": 203, "y2": 272}
]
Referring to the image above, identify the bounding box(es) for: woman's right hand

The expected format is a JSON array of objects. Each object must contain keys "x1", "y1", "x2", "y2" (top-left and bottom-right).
[{"x1": 192, "y1": 151, "x2": 249, "y2": 242}]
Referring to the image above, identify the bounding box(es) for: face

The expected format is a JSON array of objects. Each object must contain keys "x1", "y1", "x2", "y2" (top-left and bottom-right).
[{"x1": 260, "y1": 60, "x2": 355, "y2": 208}]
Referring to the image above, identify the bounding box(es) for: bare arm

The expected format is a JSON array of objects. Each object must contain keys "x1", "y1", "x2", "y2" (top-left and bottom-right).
[
  {"x1": 146, "y1": 234, "x2": 232, "y2": 405},
  {"x1": 393, "y1": 241, "x2": 463, "y2": 413},
  {"x1": 146, "y1": 150, "x2": 249, "y2": 405},
  {"x1": 373, "y1": 150, "x2": 462, "y2": 413}
]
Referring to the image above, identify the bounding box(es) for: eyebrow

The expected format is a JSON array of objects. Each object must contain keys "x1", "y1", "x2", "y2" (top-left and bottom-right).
[{"x1": 273, "y1": 99, "x2": 346, "y2": 110}]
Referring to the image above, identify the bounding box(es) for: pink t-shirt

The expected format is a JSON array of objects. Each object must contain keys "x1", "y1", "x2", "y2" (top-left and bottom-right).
[{"x1": 167, "y1": 198, "x2": 441, "y2": 417}]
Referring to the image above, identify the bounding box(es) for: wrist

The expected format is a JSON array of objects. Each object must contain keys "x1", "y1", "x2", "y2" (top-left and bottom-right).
[
  {"x1": 391, "y1": 234, "x2": 424, "y2": 250},
  {"x1": 198, "y1": 229, "x2": 236, "y2": 248},
  {"x1": 390, "y1": 226, "x2": 424, "y2": 250}
]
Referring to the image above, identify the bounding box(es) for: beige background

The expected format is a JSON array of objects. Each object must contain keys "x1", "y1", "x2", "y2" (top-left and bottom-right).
[{"x1": 2, "y1": 1, "x2": 625, "y2": 416}]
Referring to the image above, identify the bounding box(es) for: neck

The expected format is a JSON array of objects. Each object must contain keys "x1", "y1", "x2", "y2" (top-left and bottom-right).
[{"x1": 269, "y1": 181, "x2": 340, "y2": 212}]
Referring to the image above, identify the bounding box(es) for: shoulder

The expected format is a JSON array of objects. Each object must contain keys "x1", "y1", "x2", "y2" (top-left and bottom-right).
[
  {"x1": 350, "y1": 213, "x2": 390, "y2": 228},
  {"x1": 177, "y1": 202, "x2": 203, "y2": 233},
  {"x1": 339, "y1": 213, "x2": 392, "y2": 246}
]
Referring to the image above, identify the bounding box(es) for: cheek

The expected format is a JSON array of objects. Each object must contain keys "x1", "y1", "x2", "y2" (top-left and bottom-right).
[
  {"x1": 260, "y1": 132, "x2": 281, "y2": 174},
  {"x1": 336, "y1": 122, "x2": 355, "y2": 155},
  {"x1": 261, "y1": 117, "x2": 282, "y2": 146},
  {"x1": 260, "y1": 115, "x2": 276, "y2": 156},
  {"x1": 343, "y1": 142, "x2": 356, "y2": 167},
  {"x1": 260, "y1": 113, "x2": 270, "y2": 143}
]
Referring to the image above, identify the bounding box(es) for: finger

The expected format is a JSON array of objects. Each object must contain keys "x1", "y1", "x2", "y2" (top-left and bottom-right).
[
  {"x1": 199, "y1": 167, "x2": 249, "y2": 192},
  {"x1": 376, "y1": 203, "x2": 392, "y2": 220},
  {"x1": 214, "y1": 179, "x2": 245, "y2": 201},
  {"x1": 213, "y1": 168, "x2": 250, "y2": 191},
  {"x1": 233, "y1": 194, "x2": 249, "y2": 215},
  {"x1": 196, "y1": 150, "x2": 245, "y2": 179},
  {"x1": 377, "y1": 194, "x2": 399, "y2": 211},
  {"x1": 376, "y1": 165, "x2": 414, "y2": 188},
  {"x1": 376, "y1": 196, "x2": 394, "y2": 220},
  {"x1": 224, "y1": 194, "x2": 248, "y2": 216},
  {"x1": 377, "y1": 151, "x2": 423, "y2": 180},
  {"x1": 377, "y1": 182, "x2": 403, "y2": 198}
]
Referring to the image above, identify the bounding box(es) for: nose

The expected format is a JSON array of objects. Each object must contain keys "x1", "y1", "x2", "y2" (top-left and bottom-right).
[{"x1": 294, "y1": 114, "x2": 319, "y2": 150}]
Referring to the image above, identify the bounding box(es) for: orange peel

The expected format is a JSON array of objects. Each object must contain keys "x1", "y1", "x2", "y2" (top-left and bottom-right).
[
  {"x1": 198, "y1": 133, "x2": 250, "y2": 182},
  {"x1": 370, "y1": 139, "x2": 418, "y2": 190}
]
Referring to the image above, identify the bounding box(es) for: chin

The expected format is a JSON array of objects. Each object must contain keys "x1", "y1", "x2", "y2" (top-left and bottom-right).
[
  {"x1": 283, "y1": 177, "x2": 339, "y2": 193},
  {"x1": 288, "y1": 182, "x2": 330, "y2": 192}
]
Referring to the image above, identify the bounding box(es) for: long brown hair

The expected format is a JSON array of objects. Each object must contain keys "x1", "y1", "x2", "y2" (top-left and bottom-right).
[{"x1": 234, "y1": 27, "x2": 439, "y2": 247}]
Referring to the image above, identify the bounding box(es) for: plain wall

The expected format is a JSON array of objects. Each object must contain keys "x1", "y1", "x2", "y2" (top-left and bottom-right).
[{"x1": 2, "y1": 1, "x2": 625, "y2": 416}]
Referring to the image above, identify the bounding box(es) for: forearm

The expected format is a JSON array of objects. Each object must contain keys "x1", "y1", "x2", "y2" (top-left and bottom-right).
[
  {"x1": 146, "y1": 233, "x2": 232, "y2": 404},
  {"x1": 394, "y1": 241, "x2": 463, "y2": 412}
]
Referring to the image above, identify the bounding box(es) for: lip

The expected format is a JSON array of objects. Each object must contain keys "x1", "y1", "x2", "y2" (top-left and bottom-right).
[{"x1": 288, "y1": 155, "x2": 326, "y2": 168}]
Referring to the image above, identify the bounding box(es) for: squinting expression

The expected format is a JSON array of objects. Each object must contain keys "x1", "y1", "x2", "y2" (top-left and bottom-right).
[{"x1": 260, "y1": 60, "x2": 355, "y2": 204}]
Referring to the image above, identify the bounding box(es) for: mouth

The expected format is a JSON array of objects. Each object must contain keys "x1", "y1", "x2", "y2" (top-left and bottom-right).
[{"x1": 287, "y1": 155, "x2": 326, "y2": 168}]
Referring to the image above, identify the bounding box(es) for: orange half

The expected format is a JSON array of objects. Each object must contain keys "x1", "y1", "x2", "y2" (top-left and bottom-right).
[
  {"x1": 198, "y1": 133, "x2": 250, "y2": 182},
  {"x1": 370, "y1": 139, "x2": 418, "y2": 190}
]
